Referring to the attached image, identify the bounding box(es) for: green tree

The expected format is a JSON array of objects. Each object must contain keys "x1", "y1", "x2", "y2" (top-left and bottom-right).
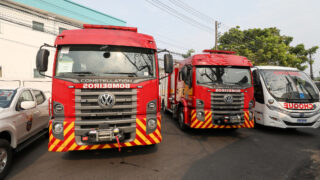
[
  {"x1": 306, "y1": 46, "x2": 319, "y2": 79},
  {"x1": 182, "y1": 49, "x2": 195, "y2": 58},
  {"x1": 218, "y1": 27, "x2": 309, "y2": 70}
]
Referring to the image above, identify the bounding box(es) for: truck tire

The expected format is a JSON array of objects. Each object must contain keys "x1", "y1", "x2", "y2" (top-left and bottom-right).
[
  {"x1": 0, "y1": 139, "x2": 12, "y2": 179},
  {"x1": 178, "y1": 107, "x2": 188, "y2": 131}
]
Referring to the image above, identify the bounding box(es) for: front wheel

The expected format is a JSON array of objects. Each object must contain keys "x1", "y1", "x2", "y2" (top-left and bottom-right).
[
  {"x1": 178, "y1": 107, "x2": 188, "y2": 131},
  {"x1": 0, "y1": 139, "x2": 13, "y2": 179}
]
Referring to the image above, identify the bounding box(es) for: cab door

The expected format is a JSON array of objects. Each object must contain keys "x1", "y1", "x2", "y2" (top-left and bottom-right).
[
  {"x1": 252, "y1": 69, "x2": 265, "y2": 124},
  {"x1": 15, "y1": 90, "x2": 37, "y2": 143}
]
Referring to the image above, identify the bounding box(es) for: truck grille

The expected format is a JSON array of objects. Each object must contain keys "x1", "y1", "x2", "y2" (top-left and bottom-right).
[
  {"x1": 74, "y1": 88, "x2": 137, "y2": 144},
  {"x1": 211, "y1": 92, "x2": 244, "y2": 125}
]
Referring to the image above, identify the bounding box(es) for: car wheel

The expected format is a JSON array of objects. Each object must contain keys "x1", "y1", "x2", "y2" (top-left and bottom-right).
[
  {"x1": 0, "y1": 139, "x2": 12, "y2": 180},
  {"x1": 178, "y1": 107, "x2": 188, "y2": 131}
]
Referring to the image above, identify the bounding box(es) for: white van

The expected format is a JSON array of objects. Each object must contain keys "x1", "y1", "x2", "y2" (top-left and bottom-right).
[{"x1": 252, "y1": 66, "x2": 320, "y2": 128}]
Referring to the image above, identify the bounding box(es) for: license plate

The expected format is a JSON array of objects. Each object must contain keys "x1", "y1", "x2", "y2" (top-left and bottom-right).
[
  {"x1": 297, "y1": 119, "x2": 307, "y2": 123},
  {"x1": 230, "y1": 116, "x2": 240, "y2": 123}
]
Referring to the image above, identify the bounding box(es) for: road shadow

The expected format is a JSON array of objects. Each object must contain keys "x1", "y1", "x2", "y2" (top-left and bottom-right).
[
  {"x1": 7, "y1": 135, "x2": 48, "y2": 179},
  {"x1": 62, "y1": 144, "x2": 158, "y2": 161},
  {"x1": 161, "y1": 110, "x2": 246, "y2": 141},
  {"x1": 252, "y1": 123, "x2": 315, "y2": 137}
]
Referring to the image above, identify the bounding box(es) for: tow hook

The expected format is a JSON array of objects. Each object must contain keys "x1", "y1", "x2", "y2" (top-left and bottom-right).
[{"x1": 113, "y1": 128, "x2": 121, "y2": 152}]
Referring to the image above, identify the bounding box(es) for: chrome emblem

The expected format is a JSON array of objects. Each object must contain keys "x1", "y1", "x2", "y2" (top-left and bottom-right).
[
  {"x1": 224, "y1": 95, "x2": 233, "y2": 104},
  {"x1": 98, "y1": 93, "x2": 116, "y2": 108}
]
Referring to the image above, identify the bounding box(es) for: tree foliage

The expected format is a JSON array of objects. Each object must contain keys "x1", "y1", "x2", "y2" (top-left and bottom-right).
[
  {"x1": 182, "y1": 49, "x2": 195, "y2": 58},
  {"x1": 218, "y1": 26, "x2": 311, "y2": 70}
]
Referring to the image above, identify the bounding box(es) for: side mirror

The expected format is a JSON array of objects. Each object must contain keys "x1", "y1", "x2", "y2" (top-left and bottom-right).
[
  {"x1": 36, "y1": 49, "x2": 50, "y2": 72},
  {"x1": 164, "y1": 54, "x2": 173, "y2": 74},
  {"x1": 20, "y1": 101, "x2": 36, "y2": 110},
  {"x1": 182, "y1": 66, "x2": 188, "y2": 81}
]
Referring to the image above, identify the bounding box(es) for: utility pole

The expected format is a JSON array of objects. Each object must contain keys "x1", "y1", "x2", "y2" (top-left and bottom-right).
[
  {"x1": 215, "y1": 21, "x2": 218, "y2": 50},
  {"x1": 309, "y1": 54, "x2": 314, "y2": 80}
]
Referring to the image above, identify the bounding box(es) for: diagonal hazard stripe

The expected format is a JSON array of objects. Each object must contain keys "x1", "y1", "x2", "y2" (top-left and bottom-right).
[
  {"x1": 136, "y1": 127, "x2": 154, "y2": 144},
  {"x1": 136, "y1": 118, "x2": 146, "y2": 132},
  {"x1": 149, "y1": 133, "x2": 160, "y2": 143},
  {"x1": 191, "y1": 119, "x2": 199, "y2": 128},
  {"x1": 49, "y1": 139, "x2": 60, "y2": 151},
  {"x1": 202, "y1": 119, "x2": 211, "y2": 129},
  {"x1": 195, "y1": 121, "x2": 204, "y2": 129}
]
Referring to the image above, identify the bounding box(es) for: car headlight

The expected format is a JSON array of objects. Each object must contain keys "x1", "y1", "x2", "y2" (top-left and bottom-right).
[
  {"x1": 147, "y1": 119, "x2": 157, "y2": 129},
  {"x1": 266, "y1": 104, "x2": 289, "y2": 115},
  {"x1": 53, "y1": 123, "x2": 63, "y2": 134},
  {"x1": 197, "y1": 111, "x2": 205, "y2": 120}
]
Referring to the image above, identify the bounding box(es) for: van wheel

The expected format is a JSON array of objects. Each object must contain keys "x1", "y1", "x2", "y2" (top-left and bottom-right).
[
  {"x1": 0, "y1": 139, "x2": 12, "y2": 179},
  {"x1": 178, "y1": 107, "x2": 188, "y2": 131}
]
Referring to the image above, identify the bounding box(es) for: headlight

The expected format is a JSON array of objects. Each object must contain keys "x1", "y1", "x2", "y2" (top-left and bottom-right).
[
  {"x1": 53, "y1": 123, "x2": 63, "y2": 134},
  {"x1": 147, "y1": 119, "x2": 157, "y2": 129},
  {"x1": 197, "y1": 111, "x2": 204, "y2": 119},
  {"x1": 266, "y1": 104, "x2": 289, "y2": 114}
]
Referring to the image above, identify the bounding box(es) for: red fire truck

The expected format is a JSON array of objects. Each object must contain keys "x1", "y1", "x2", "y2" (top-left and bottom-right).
[
  {"x1": 163, "y1": 50, "x2": 255, "y2": 130},
  {"x1": 35, "y1": 24, "x2": 173, "y2": 152}
]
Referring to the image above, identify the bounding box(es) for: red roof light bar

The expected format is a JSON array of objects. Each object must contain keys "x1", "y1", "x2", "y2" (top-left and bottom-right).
[
  {"x1": 83, "y1": 24, "x2": 138, "y2": 32},
  {"x1": 203, "y1": 49, "x2": 236, "y2": 54}
]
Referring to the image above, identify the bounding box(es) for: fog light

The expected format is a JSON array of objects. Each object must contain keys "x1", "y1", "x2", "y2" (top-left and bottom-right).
[
  {"x1": 148, "y1": 102, "x2": 156, "y2": 110},
  {"x1": 53, "y1": 123, "x2": 63, "y2": 134},
  {"x1": 54, "y1": 104, "x2": 64, "y2": 113},
  {"x1": 196, "y1": 100, "x2": 204, "y2": 106},
  {"x1": 147, "y1": 119, "x2": 157, "y2": 129}
]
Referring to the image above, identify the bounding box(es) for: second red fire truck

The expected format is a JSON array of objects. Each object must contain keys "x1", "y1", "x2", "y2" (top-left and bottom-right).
[{"x1": 163, "y1": 50, "x2": 255, "y2": 130}]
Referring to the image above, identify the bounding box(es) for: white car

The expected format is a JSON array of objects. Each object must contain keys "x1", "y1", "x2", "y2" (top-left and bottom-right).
[{"x1": 0, "y1": 87, "x2": 49, "y2": 178}]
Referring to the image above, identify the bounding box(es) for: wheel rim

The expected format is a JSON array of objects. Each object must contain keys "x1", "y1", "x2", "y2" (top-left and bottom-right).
[{"x1": 0, "y1": 148, "x2": 7, "y2": 173}]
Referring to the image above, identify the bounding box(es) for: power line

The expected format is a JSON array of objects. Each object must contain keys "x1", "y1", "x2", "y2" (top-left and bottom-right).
[
  {"x1": 168, "y1": 0, "x2": 215, "y2": 23},
  {"x1": 144, "y1": 0, "x2": 213, "y2": 34}
]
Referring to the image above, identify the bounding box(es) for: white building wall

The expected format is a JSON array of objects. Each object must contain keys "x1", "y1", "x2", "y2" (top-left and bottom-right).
[{"x1": 0, "y1": 1, "x2": 81, "y2": 93}]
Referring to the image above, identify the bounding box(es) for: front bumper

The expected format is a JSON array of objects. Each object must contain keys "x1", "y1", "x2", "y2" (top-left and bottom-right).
[
  {"x1": 190, "y1": 110, "x2": 254, "y2": 129},
  {"x1": 262, "y1": 110, "x2": 320, "y2": 129},
  {"x1": 48, "y1": 115, "x2": 162, "y2": 152}
]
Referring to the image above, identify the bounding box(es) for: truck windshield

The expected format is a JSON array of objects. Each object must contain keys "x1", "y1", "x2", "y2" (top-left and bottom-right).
[
  {"x1": 0, "y1": 89, "x2": 16, "y2": 108},
  {"x1": 196, "y1": 66, "x2": 252, "y2": 87},
  {"x1": 261, "y1": 70, "x2": 319, "y2": 102},
  {"x1": 55, "y1": 45, "x2": 156, "y2": 78}
]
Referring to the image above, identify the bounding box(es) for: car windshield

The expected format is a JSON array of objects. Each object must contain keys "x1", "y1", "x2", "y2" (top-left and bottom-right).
[
  {"x1": 196, "y1": 66, "x2": 252, "y2": 87},
  {"x1": 0, "y1": 89, "x2": 16, "y2": 108},
  {"x1": 261, "y1": 70, "x2": 319, "y2": 102},
  {"x1": 55, "y1": 45, "x2": 156, "y2": 78}
]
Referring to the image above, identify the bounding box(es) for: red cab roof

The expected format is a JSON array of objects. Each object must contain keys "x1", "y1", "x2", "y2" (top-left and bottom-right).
[
  {"x1": 55, "y1": 24, "x2": 156, "y2": 49},
  {"x1": 180, "y1": 50, "x2": 253, "y2": 67}
]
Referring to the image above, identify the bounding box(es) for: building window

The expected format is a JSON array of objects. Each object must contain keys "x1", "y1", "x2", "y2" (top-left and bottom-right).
[
  {"x1": 0, "y1": 66, "x2": 2, "y2": 78},
  {"x1": 32, "y1": 21, "x2": 44, "y2": 32},
  {"x1": 34, "y1": 69, "x2": 44, "y2": 78},
  {"x1": 59, "y1": 27, "x2": 67, "y2": 34}
]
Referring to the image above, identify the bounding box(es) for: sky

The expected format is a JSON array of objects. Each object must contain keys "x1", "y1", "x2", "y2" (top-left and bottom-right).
[{"x1": 72, "y1": 0, "x2": 320, "y2": 76}]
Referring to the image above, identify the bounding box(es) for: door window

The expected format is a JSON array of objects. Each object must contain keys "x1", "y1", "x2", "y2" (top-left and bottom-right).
[{"x1": 33, "y1": 90, "x2": 46, "y2": 105}]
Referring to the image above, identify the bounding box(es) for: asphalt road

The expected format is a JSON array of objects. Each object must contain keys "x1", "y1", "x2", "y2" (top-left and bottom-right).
[{"x1": 7, "y1": 112, "x2": 320, "y2": 180}]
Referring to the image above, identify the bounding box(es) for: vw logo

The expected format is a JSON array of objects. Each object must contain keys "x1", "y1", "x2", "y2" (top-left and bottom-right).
[
  {"x1": 224, "y1": 95, "x2": 233, "y2": 104},
  {"x1": 98, "y1": 93, "x2": 116, "y2": 108}
]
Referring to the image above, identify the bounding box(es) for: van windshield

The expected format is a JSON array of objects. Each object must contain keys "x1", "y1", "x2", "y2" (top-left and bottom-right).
[
  {"x1": 260, "y1": 70, "x2": 319, "y2": 102},
  {"x1": 55, "y1": 45, "x2": 156, "y2": 78},
  {"x1": 0, "y1": 89, "x2": 16, "y2": 108},
  {"x1": 196, "y1": 66, "x2": 252, "y2": 88}
]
